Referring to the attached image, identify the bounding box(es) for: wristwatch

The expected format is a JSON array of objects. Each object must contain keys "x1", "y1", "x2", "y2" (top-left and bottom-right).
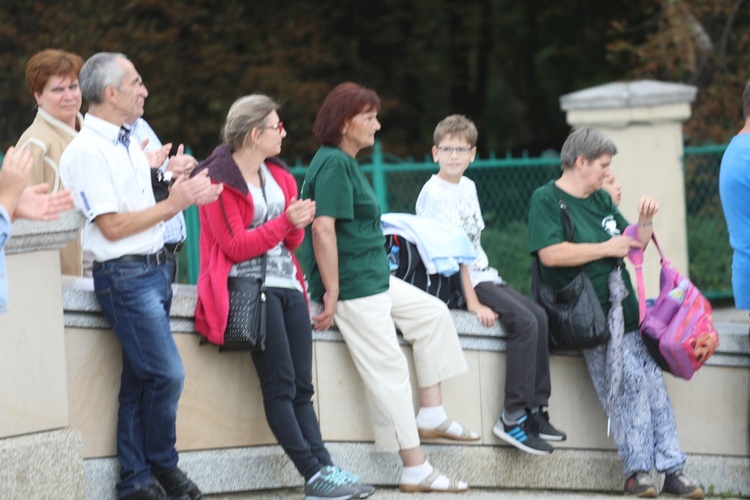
[{"x1": 156, "y1": 170, "x2": 174, "y2": 185}]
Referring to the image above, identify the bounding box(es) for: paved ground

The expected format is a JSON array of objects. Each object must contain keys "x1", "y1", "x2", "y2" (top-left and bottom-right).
[
  {"x1": 207, "y1": 488, "x2": 624, "y2": 499},
  {"x1": 206, "y1": 486, "x2": 744, "y2": 499}
]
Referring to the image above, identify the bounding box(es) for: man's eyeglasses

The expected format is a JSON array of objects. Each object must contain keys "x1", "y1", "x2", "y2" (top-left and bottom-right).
[
  {"x1": 262, "y1": 121, "x2": 284, "y2": 134},
  {"x1": 437, "y1": 146, "x2": 473, "y2": 156}
]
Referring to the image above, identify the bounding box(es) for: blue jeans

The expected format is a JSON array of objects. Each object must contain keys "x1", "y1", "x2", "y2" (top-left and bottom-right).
[
  {"x1": 93, "y1": 258, "x2": 185, "y2": 497},
  {"x1": 251, "y1": 287, "x2": 332, "y2": 481}
]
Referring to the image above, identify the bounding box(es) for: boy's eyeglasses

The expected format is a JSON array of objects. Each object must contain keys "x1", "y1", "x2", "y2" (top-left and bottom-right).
[
  {"x1": 437, "y1": 146, "x2": 473, "y2": 156},
  {"x1": 262, "y1": 121, "x2": 284, "y2": 134}
]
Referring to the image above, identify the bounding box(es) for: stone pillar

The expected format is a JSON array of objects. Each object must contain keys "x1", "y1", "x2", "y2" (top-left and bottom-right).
[
  {"x1": 0, "y1": 209, "x2": 85, "y2": 498},
  {"x1": 560, "y1": 80, "x2": 697, "y2": 297}
]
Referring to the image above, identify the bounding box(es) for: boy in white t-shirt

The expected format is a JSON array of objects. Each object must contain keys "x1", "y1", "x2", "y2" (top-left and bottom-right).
[{"x1": 416, "y1": 115, "x2": 565, "y2": 455}]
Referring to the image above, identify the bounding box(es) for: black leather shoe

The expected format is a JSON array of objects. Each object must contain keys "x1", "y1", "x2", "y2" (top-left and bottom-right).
[
  {"x1": 155, "y1": 468, "x2": 203, "y2": 500},
  {"x1": 119, "y1": 483, "x2": 167, "y2": 500}
]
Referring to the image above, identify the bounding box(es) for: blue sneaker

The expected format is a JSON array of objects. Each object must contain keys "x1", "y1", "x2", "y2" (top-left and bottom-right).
[
  {"x1": 493, "y1": 412, "x2": 553, "y2": 455},
  {"x1": 304, "y1": 466, "x2": 362, "y2": 500},
  {"x1": 332, "y1": 467, "x2": 375, "y2": 498}
]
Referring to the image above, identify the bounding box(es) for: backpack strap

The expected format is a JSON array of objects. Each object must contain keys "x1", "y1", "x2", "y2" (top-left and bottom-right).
[{"x1": 624, "y1": 225, "x2": 668, "y2": 324}]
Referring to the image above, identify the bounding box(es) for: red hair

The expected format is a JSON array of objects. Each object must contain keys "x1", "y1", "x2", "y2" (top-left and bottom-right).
[
  {"x1": 25, "y1": 49, "x2": 84, "y2": 95},
  {"x1": 313, "y1": 82, "x2": 381, "y2": 146}
]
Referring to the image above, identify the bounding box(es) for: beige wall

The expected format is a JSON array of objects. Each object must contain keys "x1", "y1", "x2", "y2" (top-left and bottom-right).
[
  {"x1": 64, "y1": 325, "x2": 750, "y2": 459},
  {"x1": 0, "y1": 251, "x2": 69, "y2": 437}
]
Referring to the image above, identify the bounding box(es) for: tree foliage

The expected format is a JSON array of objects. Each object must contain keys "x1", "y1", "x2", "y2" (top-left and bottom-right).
[
  {"x1": 607, "y1": 0, "x2": 750, "y2": 143},
  {"x1": 1, "y1": 0, "x2": 743, "y2": 163}
]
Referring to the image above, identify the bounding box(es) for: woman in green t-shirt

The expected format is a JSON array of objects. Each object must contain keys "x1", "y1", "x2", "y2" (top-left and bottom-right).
[
  {"x1": 301, "y1": 82, "x2": 474, "y2": 493},
  {"x1": 528, "y1": 128, "x2": 703, "y2": 499}
]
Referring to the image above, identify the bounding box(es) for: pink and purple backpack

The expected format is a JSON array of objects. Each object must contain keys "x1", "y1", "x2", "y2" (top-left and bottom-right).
[{"x1": 624, "y1": 225, "x2": 719, "y2": 380}]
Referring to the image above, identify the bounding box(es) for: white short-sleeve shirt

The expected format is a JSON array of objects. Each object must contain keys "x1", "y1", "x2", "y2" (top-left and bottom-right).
[{"x1": 60, "y1": 113, "x2": 164, "y2": 262}]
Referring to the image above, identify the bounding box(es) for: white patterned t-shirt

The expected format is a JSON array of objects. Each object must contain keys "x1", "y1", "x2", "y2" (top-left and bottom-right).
[{"x1": 416, "y1": 174, "x2": 502, "y2": 286}]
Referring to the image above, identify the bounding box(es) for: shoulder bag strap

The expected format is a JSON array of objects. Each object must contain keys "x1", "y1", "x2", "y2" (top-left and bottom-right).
[
  {"x1": 258, "y1": 170, "x2": 269, "y2": 288},
  {"x1": 531, "y1": 196, "x2": 575, "y2": 298},
  {"x1": 627, "y1": 226, "x2": 666, "y2": 324},
  {"x1": 633, "y1": 258, "x2": 647, "y2": 324}
]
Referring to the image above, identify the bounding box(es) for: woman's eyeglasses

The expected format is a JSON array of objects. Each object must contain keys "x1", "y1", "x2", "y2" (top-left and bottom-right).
[{"x1": 262, "y1": 121, "x2": 284, "y2": 134}]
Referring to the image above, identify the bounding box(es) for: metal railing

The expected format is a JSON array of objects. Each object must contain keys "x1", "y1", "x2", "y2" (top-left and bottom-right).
[
  {"x1": 682, "y1": 144, "x2": 732, "y2": 300},
  {"x1": 2, "y1": 142, "x2": 730, "y2": 301}
]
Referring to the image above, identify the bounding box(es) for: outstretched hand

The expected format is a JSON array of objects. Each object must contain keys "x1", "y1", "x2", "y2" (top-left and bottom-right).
[
  {"x1": 168, "y1": 169, "x2": 223, "y2": 210},
  {"x1": 14, "y1": 185, "x2": 74, "y2": 221},
  {"x1": 0, "y1": 146, "x2": 32, "y2": 197},
  {"x1": 637, "y1": 196, "x2": 659, "y2": 219},
  {"x1": 168, "y1": 144, "x2": 199, "y2": 178},
  {"x1": 285, "y1": 197, "x2": 316, "y2": 229},
  {"x1": 145, "y1": 143, "x2": 172, "y2": 168}
]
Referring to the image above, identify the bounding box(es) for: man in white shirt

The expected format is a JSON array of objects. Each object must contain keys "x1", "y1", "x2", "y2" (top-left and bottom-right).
[{"x1": 60, "y1": 52, "x2": 221, "y2": 500}]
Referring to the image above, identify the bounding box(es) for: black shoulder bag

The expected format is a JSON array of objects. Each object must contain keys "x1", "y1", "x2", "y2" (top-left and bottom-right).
[
  {"x1": 531, "y1": 198, "x2": 610, "y2": 351},
  {"x1": 222, "y1": 173, "x2": 269, "y2": 351}
]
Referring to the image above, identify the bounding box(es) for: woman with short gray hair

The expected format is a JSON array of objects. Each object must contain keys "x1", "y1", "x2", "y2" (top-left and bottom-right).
[{"x1": 528, "y1": 128, "x2": 703, "y2": 498}]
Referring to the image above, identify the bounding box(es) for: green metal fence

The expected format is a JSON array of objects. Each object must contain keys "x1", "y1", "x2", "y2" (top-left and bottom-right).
[
  {"x1": 6, "y1": 141, "x2": 727, "y2": 301},
  {"x1": 682, "y1": 144, "x2": 732, "y2": 300}
]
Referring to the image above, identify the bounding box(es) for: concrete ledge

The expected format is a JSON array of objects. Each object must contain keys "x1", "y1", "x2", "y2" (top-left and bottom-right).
[
  {"x1": 1, "y1": 428, "x2": 85, "y2": 499},
  {"x1": 84, "y1": 443, "x2": 750, "y2": 499},
  {"x1": 61, "y1": 278, "x2": 750, "y2": 366},
  {"x1": 6, "y1": 209, "x2": 84, "y2": 255}
]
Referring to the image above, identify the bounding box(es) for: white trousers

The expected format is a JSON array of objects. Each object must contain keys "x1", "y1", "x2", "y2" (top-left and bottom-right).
[{"x1": 334, "y1": 276, "x2": 468, "y2": 451}]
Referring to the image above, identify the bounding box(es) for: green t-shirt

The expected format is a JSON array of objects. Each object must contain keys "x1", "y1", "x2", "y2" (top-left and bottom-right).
[
  {"x1": 300, "y1": 146, "x2": 390, "y2": 301},
  {"x1": 528, "y1": 180, "x2": 639, "y2": 333}
]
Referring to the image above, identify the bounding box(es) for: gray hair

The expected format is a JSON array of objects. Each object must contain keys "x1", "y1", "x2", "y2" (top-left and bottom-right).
[
  {"x1": 560, "y1": 127, "x2": 618, "y2": 169},
  {"x1": 79, "y1": 52, "x2": 128, "y2": 105},
  {"x1": 223, "y1": 94, "x2": 279, "y2": 150}
]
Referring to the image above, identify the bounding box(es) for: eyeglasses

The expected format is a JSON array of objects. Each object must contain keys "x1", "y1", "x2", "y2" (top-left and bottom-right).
[
  {"x1": 261, "y1": 121, "x2": 284, "y2": 134},
  {"x1": 437, "y1": 146, "x2": 473, "y2": 156}
]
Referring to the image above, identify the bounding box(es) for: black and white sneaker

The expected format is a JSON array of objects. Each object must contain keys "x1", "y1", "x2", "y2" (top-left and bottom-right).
[
  {"x1": 529, "y1": 409, "x2": 567, "y2": 441},
  {"x1": 492, "y1": 413, "x2": 553, "y2": 455},
  {"x1": 661, "y1": 470, "x2": 704, "y2": 499}
]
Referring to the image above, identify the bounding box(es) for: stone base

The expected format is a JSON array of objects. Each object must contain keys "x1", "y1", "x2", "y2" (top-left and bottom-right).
[
  {"x1": 85, "y1": 443, "x2": 750, "y2": 499},
  {"x1": 0, "y1": 428, "x2": 84, "y2": 499}
]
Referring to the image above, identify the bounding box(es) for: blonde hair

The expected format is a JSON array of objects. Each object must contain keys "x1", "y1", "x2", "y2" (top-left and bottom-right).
[{"x1": 223, "y1": 94, "x2": 279, "y2": 150}]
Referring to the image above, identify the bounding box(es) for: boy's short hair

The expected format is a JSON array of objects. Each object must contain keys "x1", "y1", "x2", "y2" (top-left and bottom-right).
[
  {"x1": 743, "y1": 79, "x2": 750, "y2": 120},
  {"x1": 434, "y1": 114, "x2": 478, "y2": 146}
]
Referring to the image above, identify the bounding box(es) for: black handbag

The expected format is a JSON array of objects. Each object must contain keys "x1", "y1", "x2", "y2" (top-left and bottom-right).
[
  {"x1": 223, "y1": 271, "x2": 267, "y2": 351},
  {"x1": 218, "y1": 170, "x2": 270, "y2": 352},
  {"x1": 531, "y1": 197, "x2": 610, "y2": 351}
]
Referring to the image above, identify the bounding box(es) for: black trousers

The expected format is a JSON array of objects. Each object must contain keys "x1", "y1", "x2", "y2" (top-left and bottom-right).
[
  {"x1": 250, "y1": 287, "x2": 332, "y2": 481},
  {"x1": 474, "y1": 282, "x2": 552, "y2": 416}
]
